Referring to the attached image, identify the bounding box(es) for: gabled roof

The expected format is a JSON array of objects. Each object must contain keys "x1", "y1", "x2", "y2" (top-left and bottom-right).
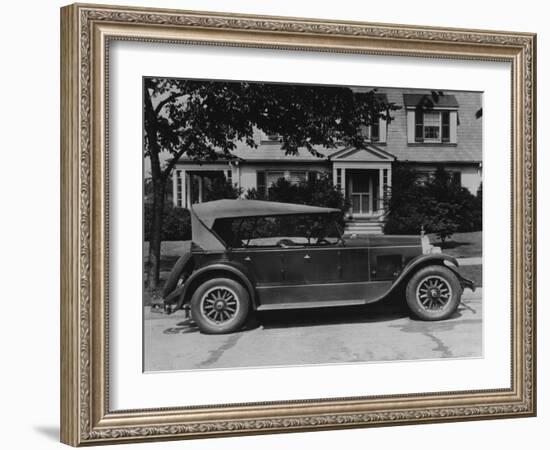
[
  {"x1": 329, "y1": 145, "x2": 395, "y2": 162},
  {"x1": 192, "y1": 199, "x2": 340, "y2": 228}
]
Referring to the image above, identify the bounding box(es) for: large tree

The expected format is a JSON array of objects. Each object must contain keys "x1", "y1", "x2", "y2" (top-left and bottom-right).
[{"x1": 144, "y1": 78, "x2": 398, "y2": 288}]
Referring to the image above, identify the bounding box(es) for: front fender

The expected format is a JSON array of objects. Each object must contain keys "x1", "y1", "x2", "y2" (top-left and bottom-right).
[
  {"x1": 386, "y1": 253, "x2": 461, "y2": 296},
  {"x1": 174, "y1": 262, "x2": 255, "y2": 311}
]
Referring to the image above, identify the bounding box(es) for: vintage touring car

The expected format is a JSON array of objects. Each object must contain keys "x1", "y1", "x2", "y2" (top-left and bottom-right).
[{"x1": 161, "y1": 199, "x2": 475, "y2": 334}]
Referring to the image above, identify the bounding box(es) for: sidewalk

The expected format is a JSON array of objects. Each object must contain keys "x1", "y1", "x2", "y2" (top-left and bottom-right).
[{"x1": 457, "y1": 257, "x2": 482, "y2": 266}]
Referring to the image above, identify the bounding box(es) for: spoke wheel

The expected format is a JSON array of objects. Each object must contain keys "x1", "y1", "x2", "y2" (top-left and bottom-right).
[
  {"x1": 200, "y1": 286, "x2": 240, "y2": 325},
  {"x1": 416, "y1": 275, "x2": 452, "y2": 311},
  {"x1": 191, "y1": 278, "x2": 250, "y2": 334},
  {"x1": 405, "y1": 265, "x2": 461, "y2": 321}
]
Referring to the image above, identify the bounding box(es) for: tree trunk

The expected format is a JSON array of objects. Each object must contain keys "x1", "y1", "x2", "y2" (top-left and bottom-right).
[{"x1": 147, "y1": 178, "x2": 166, "y2": 290}]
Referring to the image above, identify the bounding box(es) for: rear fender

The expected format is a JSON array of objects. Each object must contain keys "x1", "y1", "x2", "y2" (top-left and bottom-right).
[
  {"x1": 174, "y1": 263, "x2": 256, "y2": 310},
  {"x1": 161, "y1": 250, "x2": 194, "y2": 299}
]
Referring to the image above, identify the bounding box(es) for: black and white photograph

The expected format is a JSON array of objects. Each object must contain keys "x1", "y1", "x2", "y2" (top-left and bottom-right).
[{"x1": 143, "y1": 78, "x2": 483, "y2": 372}]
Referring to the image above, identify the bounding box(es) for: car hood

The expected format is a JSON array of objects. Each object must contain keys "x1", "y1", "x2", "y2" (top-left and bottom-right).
[{"x1": 343, "y1": 235, "x2": 421, "y2": 248}]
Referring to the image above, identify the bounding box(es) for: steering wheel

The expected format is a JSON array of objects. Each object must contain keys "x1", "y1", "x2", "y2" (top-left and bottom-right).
[
  {"x1": 316, "y1": 238, "x2": 331, "y2": 246},
  {"x1": 276, "y1": 239, "x2": 295, "y2": 248}
]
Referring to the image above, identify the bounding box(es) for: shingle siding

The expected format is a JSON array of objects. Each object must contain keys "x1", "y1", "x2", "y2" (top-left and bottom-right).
[{"x1": 384, "y1": 88, "x2": 482, "y2": 163}]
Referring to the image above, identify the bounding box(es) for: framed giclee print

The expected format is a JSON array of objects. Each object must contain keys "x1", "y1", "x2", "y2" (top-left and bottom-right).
[{"x1": 60, "y1": 3, "x2": 537, "y2": 446}]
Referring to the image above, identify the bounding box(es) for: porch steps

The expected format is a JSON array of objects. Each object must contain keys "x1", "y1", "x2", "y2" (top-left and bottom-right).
[{"x1": 344, "y1": 218, "x2": 384, "y2": 235}]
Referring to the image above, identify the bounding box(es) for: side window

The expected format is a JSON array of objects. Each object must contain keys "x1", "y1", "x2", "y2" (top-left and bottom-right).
[
  {"x1": 237, "y1": 215, "x2": 341, "y2": 248},
  {"x1": 246, "y1": 216, "x2": 309, "y2": 247},
  {"x1": 211, "y1": 218, "x2": 242, "y2": 248}
]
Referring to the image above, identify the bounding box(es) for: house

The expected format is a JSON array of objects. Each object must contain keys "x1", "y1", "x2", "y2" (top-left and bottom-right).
[{"x1": 171, "y1": 88, "x2": 482, "y2": 234}]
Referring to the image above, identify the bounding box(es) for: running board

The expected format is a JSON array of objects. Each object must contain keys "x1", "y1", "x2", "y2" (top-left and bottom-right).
[{"x1": 257, "y1": 299, "x2": 366, "y2": 311}]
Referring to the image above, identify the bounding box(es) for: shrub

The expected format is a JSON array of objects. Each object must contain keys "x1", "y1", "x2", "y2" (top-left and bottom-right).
[
  {"x1": 144, "y1": 204, "x2": 191, "y2": 241},
  {"x1": 384, "y1": 165, "x2": 482, "y2": 240},
  {"x1": 245, "y1": 173, "x2": 349, "y2": 224},
  {"x1": 202, "y1": 177, "x2": 242, "y2": 202}
]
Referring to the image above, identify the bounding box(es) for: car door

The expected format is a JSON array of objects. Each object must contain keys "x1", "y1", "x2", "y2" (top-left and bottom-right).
[
  {"x1": 227, "y1": 217, "x2": 285, "y2": 286},
  {"x1": 263, "y1": 215, "x2": 346, "y2": 308}
]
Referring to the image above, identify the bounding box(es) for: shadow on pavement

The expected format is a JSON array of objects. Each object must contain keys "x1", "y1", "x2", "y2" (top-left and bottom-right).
[
  {"x1": 159, "y1": 295, "x2": 477, "y2": 335},
  {"x1": 257, "y1": 295, "x2": 409, "y2": 330}
]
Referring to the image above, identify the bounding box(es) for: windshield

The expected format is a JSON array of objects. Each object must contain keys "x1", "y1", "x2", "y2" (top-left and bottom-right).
[{"x1": 211, "y1": 214, "x2": 342, "y2": 248}]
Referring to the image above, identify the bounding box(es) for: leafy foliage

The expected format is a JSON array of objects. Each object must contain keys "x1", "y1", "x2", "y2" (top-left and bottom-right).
[
  {"x1": 144, "y1": 79, "x2": 400, "y2": 162},
  {"x1": 245, "y1": 174, "x2": 349, "y2": 225},
  {"x1": 144, "y1": 205, "x2": 191, "y2": 242},
  {"x1": 201, "y1": 176, "x2": 242, "y2": 202},
  {"x1": 144, "y1": 176, "x2": 241, "y2": 241},
  {"x1": 384, "y1": 165, "x2": 482, "y2": 242}
]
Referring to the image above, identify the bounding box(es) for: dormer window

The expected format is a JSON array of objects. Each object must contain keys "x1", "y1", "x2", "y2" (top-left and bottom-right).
[
  {"x1": 405, "y1": 93, "x2": 458, "y2": 144},
  {"x1": 415, "y1": 110, "x2": 451, "y2": 143}
]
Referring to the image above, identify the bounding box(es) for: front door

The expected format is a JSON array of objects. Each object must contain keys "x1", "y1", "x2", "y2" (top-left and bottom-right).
[{"x1": 349, "y1": 170, "x2": 375, "y2": 216}]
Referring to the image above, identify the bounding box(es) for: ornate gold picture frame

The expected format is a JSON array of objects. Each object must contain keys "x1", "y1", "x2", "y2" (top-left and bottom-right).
[{"x1": 60, "y1": 3, "x2": 536, "y2": 446}]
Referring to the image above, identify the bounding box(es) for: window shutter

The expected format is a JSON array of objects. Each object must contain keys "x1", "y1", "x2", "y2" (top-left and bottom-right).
[
  {"x1": 450, "y1": 111, "x2": 458, "y2": 143},
  {"x1": 256, "y1": 171, "x2": 266, "y2": 196},
  {"x1": 407, "y1": 110, "x2": 416, "y2": 143},
  {"x1": 378, "y1": 118, "x2": 387, "y2": 143},
  {"x1": 415, "y1": 109, "x2": 424, "y2": 142},
  {"x1": 442, "y1": 111, "x2": 450, "y2": 142},
  {"x1": 370, "y1": 120, "x2": 380, "y2": 142}
]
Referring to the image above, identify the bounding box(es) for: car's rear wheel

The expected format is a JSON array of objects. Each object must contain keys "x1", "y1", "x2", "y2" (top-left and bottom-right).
[
  {"x1": 190, "y1": 278, "x2": 249, "y2": 334},
  {"x1": 405, "y1": 265, "x2": 461, "y2": 321}
]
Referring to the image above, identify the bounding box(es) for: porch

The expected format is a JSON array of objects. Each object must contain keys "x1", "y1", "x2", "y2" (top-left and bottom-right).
[
  {"x1": 330, "y1": 146, "x2": 394, "y2": 234},
  {"x1": 172, "y1": 163, "x2": 234, "y2": 209}
]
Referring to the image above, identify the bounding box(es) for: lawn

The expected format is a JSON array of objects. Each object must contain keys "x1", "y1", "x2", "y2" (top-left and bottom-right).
[
  {"x1": 457, "y1": 264, "x2": 482, "y2": 288},
  {"x1": 427, "y1": 231, "x2": 482, "y2": 259}
]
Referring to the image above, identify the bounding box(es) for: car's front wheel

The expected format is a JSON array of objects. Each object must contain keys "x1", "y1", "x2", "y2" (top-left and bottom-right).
[
  {"x1": 405, "y1": 265, "x2": 461, "y2": 321},
  {"x1": 190, "y1": 278, "x2": 249, "y2": 334}
]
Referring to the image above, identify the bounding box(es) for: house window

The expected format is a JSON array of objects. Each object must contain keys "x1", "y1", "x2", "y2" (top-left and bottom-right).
[
  {"x1": 451, "y1": 171, "x2": 461, "y2": 186},
  {"x1": 257, "y1": 170, "x2": 318, "y2": 195},
  {"x1": 307, "y1": 171, "x2": 318, "y2": 184},
  {"x1": 289, "y1": 171, "x2": 306, "y2": 184},
  {"x1": 423, "y1": 111, "x2": 440, "y2": 141},
  {"x1": 226, "y1": 169, "x2": 232, "y2": 185},
  {"x1": 336, "y1": 168, "x2": 342, "y2": 190},
  {"x1": 266, "y1": 171, "x2": 284, "y2": 187},
  {"x1": 415, "y1": 110, "x2": 452, "y2": 143},
  {"x1": 256, "y1": 171, "x2": 285, "y2": 195},
  {"x1": 260, "y1": 132, "x2": 281, "y2": 143},
  {"x1": 359, "y1": 122, "x2": 380, "y2": 142},
  {"x1": 256, "y1": 171, "x2": 266, "y2": 195},
  {"x1": 416, "y1": 170, "x2": 461, "y2": 186}
]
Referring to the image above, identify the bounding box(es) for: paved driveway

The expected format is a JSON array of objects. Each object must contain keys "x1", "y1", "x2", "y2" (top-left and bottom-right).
[{"x1": 144, "y1": 289, "x2": 482, "y2": 372}]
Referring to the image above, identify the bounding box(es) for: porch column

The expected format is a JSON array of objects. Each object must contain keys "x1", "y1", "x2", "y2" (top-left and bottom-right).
[
  {"x1": 379, "y1": 168, "x2": 384, "y2": 213},
  {"x1": 198, "y1": 174, "x2": 203, "y2": 203},
  {"x1": 172, "y1": 171, "x2": 178, "y2": 207},
  {"x1": 184, "y1": 172, "x2": 191, "y2": 208},
  {"x1": 341, "y1": 168, "x2": 346, "y2": 196},
  {"x1": 180, "y1": 170, "x2": 186, "y2": 209}
]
